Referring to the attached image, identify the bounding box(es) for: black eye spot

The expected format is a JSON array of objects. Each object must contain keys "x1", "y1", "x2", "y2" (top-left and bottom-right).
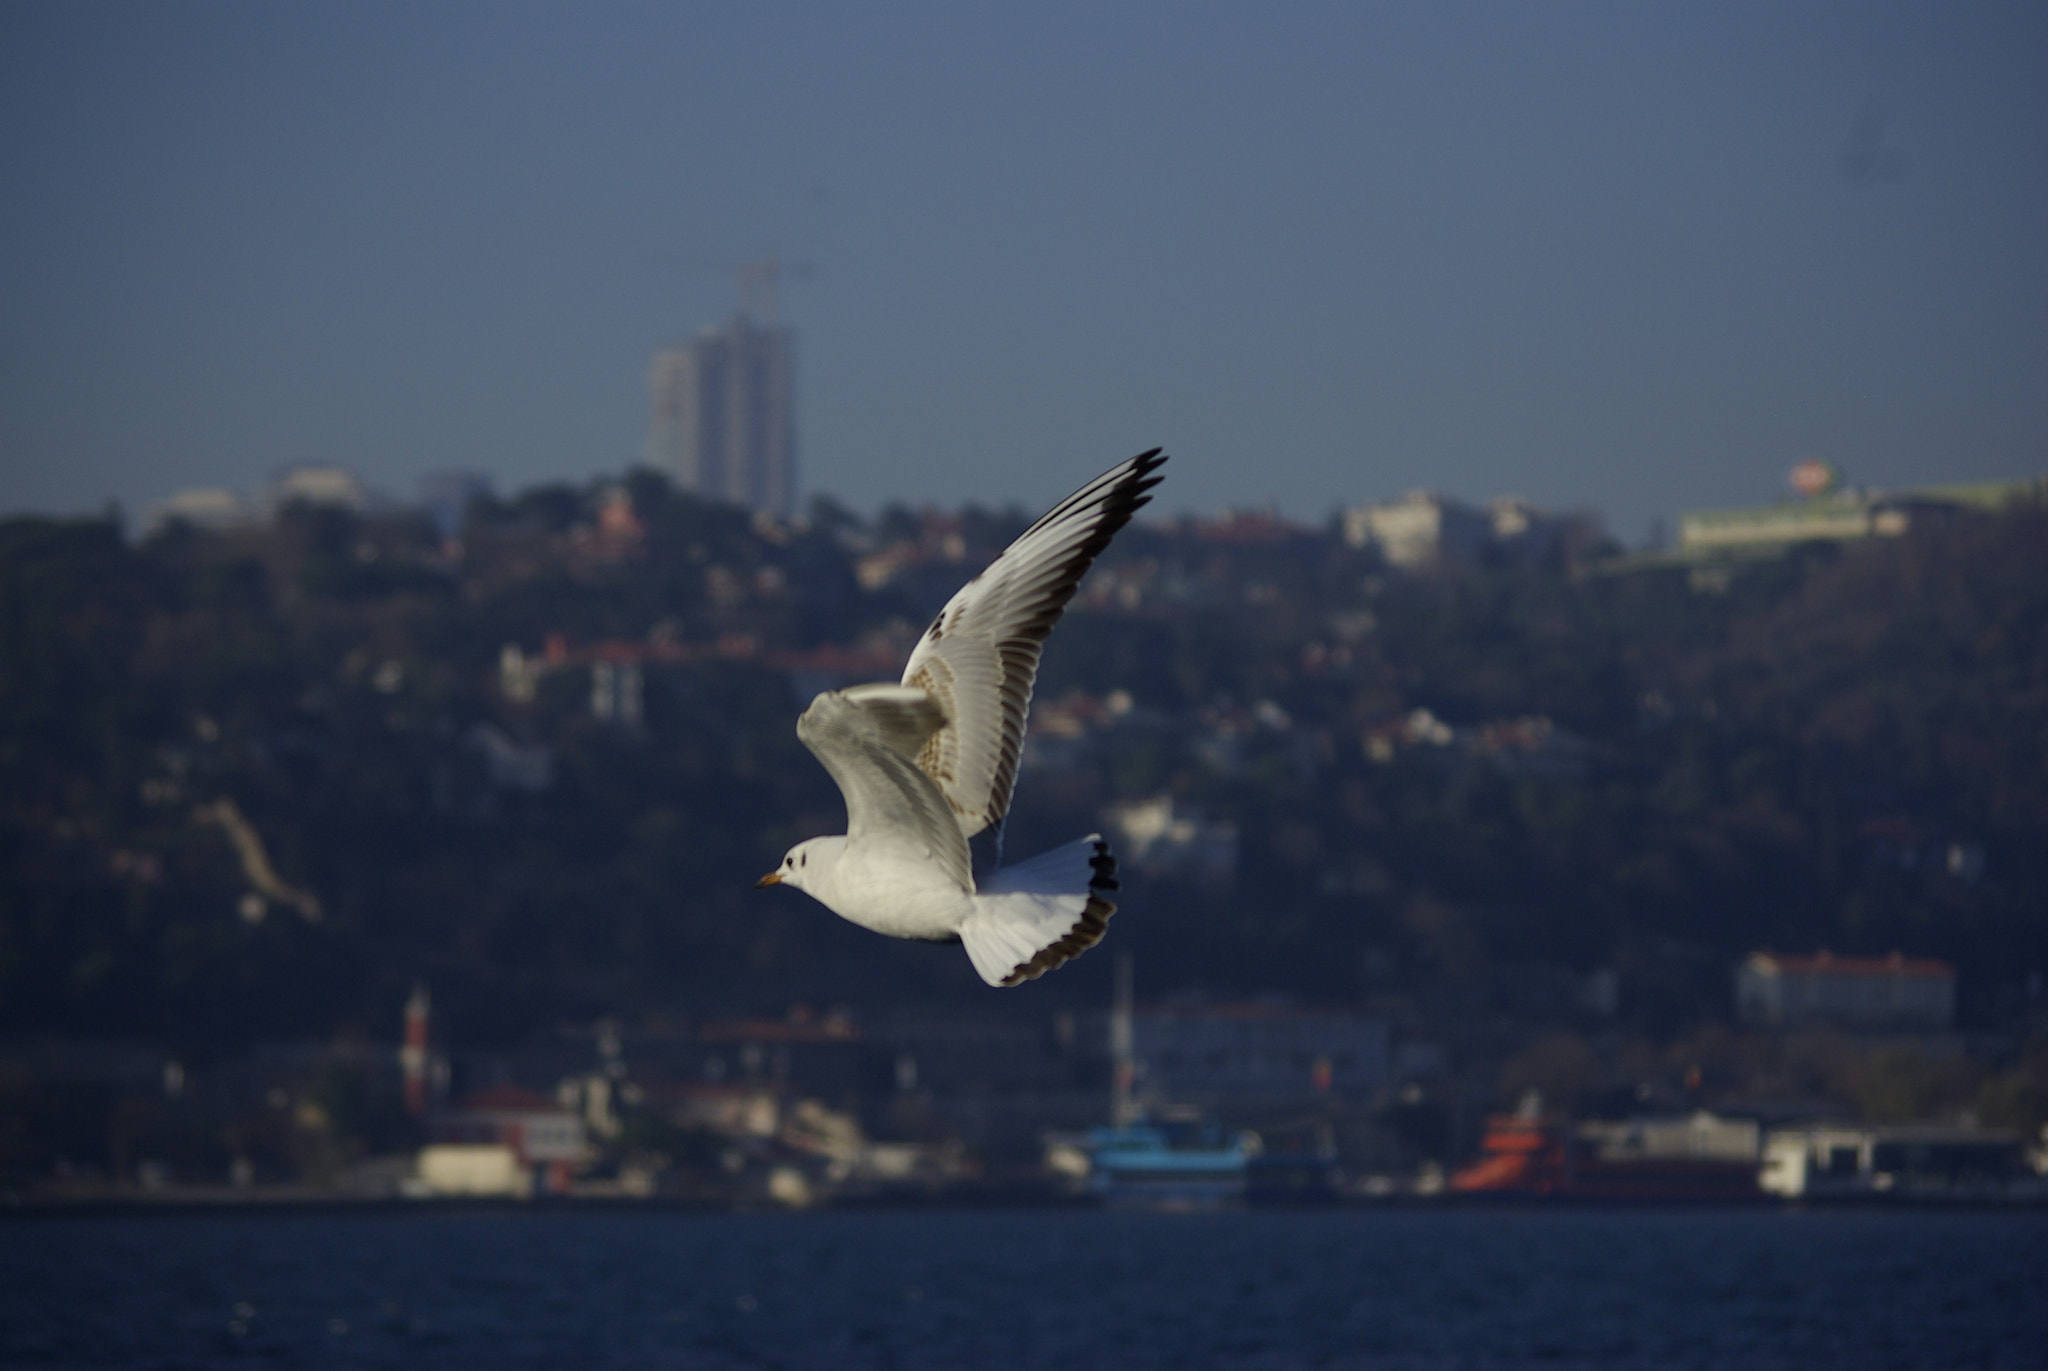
[{"x1": 799, "y1": 853, "x2": 807, "y2": 867}]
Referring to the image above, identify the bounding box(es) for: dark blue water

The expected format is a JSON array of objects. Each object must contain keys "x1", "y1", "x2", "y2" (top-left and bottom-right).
[{"x1": 3, "y1": 1205, "x2": 2043, "y2": 1369}]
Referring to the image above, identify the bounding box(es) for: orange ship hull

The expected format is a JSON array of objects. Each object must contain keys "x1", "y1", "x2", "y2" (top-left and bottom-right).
[{"x1": 1450, "y1": 1116, "x2": 1763, "y2": 1202}]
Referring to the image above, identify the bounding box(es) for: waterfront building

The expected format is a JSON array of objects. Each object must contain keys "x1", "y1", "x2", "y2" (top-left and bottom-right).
[
  {"x1": 1760, "y1": 1122, "x2": 2040, "y2": 1199},
  {"x1": 421, "y1": 1084, "x2": 588, "y2": 1197}
]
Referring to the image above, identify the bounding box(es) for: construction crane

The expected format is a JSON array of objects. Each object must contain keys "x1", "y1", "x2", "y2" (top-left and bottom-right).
[{"x1": 653, "y1": 253, "x2": 815, "y2": 324}]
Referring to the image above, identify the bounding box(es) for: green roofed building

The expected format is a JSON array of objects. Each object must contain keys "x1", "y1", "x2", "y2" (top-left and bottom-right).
[{"x1": 1677, "y1": 476, "x2": 2044, "y2": 555}]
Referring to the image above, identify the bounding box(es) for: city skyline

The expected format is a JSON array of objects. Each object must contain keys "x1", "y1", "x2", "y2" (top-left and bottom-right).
[{"x1": 3, "y1": 3, "x2": 2045, "y2": 542}]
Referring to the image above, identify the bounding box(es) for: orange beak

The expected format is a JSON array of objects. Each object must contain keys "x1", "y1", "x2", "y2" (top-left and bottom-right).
[{"x1": 755, "y1": 872, "x2": 783, "y2": 888}]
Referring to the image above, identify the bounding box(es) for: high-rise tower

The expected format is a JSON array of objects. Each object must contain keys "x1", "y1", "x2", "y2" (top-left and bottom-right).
[{"x1": 645, "y1": 314, "x2": 796, "y2": 520}]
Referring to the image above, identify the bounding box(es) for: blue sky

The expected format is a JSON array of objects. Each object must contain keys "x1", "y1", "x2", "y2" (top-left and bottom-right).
[{"x1": 2, "y1": 2, "x2": 2043, "y2": 540}]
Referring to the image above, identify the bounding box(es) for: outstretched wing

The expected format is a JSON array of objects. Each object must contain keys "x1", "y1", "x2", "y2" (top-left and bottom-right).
[
  {"x1": 899, "y1": 449, "x2": 1167, "y2": 852},
  {"x1": 795, "y1": 684, "x2": 973, "y2": 891}
]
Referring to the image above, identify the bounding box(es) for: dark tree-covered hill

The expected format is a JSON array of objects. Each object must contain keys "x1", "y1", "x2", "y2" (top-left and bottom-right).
[{"x1": 2, "y1": 477, "x2": 2043, "y2": 1056}]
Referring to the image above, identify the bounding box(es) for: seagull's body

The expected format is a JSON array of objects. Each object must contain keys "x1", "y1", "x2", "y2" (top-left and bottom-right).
[{"x1": 759, "y1": 449, "x2": 1166, "y2": 986}]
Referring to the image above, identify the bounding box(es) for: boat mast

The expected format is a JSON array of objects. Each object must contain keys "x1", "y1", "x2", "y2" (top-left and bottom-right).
[{"x1": 1111, "y1": 952, "x2": 1137, "y2": 1126}]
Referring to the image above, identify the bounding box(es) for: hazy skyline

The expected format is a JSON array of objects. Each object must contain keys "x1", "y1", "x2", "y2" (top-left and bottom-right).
[{"x1": 3, "y1": 2, "x2": 2044, "y2": 541}]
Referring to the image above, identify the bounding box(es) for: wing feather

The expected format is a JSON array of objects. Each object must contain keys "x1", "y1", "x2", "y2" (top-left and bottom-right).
[
  {"x1": 900, "y1": 449, "x2": 1167, "y2": 844},
  {"x1": 796, "y1": 688, "x2": 973, "y2": 891}
]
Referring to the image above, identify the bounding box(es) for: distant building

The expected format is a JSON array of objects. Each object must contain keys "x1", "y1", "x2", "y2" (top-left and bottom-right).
[
  {"x1": 1680, "y1": 492, "x2": 1917, "y2": 551},
  {"x1": 1677, "y1": 476, "x2": 2044, "y2": 555},
  {"x1": 1361, "y1": 709, "x2": 1588, "y2": 780},
  {"x1": 692, "y1": 1007, "x2": 870, "y2": 1100},
  {"x1": 1485, "y1": 496, "x2": 1581, "y2": 565},
  {"x1": 143, "y1": 488, "x2": 253, "y2": 535},
  {"x1": 1760, "y1": 1122, "x2": 2037, "y2": 1199},
  {"x1": 1342, "y1": 491, "x2": 1490, "y2": 570},
  {"x1": 1131, "y1": 1004, "x2": 1390, "y2": 1106},
  {"x1": 646, "y1": 315, "x2": 797, "y2": 520},
  {"x1": 589, "y1": 660, "x2": 643, "y2": 727},
  {"x1": 1340, "y1": 490, "x2": 1585, "y2": 571},
  {"x1": 424, "y1": 1084, "x2": 588, "y2": 1196},
  {"x1": 414, "y1": 1142, "x2": 530, "y2": 1197},
  {"x1": 143, "y1": 466, "x2": 379, "y2": 536},
  {"x1": 647, "y1": 1081, "x2": 785, "y2": 1140},
  {"x1": 1735, "y1": 950, "x2": 1955, "y2": 1031},
  {"x1": 1103, "y1": 796, "x2": 1238, "y2": 881},
  {"x1": 265, "y1": 464, "x2": 373, "y2": 515}
]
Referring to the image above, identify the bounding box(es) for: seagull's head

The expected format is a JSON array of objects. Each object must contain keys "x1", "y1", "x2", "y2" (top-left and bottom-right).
[{"x1": 756, "y1": 836, "x2": 842, "y2": 893}]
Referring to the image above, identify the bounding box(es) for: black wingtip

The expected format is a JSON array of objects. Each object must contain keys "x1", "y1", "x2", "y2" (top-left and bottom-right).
[
  {"x1": 1124, "y1": 448, "x2": 1168, "y2": 511},
  {"x1": 997, "y1": 838, "x2": 1121, "y2": 987}
]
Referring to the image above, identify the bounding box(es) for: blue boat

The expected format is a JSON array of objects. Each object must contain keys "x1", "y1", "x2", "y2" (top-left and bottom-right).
[
  {"x1": 1083, "y1": 1120, "x2": 1254, "y2": 1209},
  {"x1": 1064, "y1": 955, "x2": 1258, "y2": 1208}
]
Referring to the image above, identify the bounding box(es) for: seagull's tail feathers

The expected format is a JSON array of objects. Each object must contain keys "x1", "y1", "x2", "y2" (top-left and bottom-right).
[{"x1": 960, "y1": 835, "x2": 1119, "y2": 987}]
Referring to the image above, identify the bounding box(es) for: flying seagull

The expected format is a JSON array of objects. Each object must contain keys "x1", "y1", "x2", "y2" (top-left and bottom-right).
[{"x1": 758, "y1": 449, "x2": 1167, "y2": 986}]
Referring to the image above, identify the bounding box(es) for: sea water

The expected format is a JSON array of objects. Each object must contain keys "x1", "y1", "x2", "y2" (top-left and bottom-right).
[{"x1": 3, "y1": 1205, "x2": 2043, "y2": 1369}]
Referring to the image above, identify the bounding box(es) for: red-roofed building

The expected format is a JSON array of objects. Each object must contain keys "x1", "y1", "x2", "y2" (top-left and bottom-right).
[
  {"x1": 427, "y1": 1085, "x2": 588, "y2": 1194},
  {"x1": 1736, "y1": 950, "x2": 1955, "y2": 1030}
]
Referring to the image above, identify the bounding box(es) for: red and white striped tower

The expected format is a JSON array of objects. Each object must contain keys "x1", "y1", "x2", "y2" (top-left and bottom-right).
[{"x1": 401, "y1": 982, "x2": 431, "y2": 1117}]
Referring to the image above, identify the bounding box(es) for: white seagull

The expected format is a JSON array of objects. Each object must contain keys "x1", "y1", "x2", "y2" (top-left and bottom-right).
[{"x1": 758, "y1": 449, "x2": 1167, "y2": 986}]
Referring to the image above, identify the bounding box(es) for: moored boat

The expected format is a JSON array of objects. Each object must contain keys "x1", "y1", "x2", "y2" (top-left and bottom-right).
[
  {"x1": 1081, "y1": 1120, "x2": 1254, "y2": 1209},
  {"x1": 1450, "y1": 1102, "x2": 1764, "y2": 1203}
]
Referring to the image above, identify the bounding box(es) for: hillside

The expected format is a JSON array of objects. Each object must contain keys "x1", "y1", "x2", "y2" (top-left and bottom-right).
[{"x1": 3, "y1": 477, "x2": 2044, "y2": 1057}]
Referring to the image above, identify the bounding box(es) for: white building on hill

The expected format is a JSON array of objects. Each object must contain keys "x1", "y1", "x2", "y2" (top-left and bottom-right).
[{"x1": 1735, "y1": 950, "x2": 1954, "y2": 1031}]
